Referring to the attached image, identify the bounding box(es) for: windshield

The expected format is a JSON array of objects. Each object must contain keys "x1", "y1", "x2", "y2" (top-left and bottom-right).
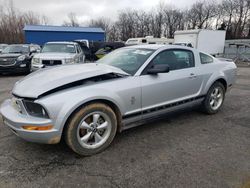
[
  {"x1": 2, "y1": 45, "x2": 29, "y2": 54},
  {"x1": 42, "y1": 43, "x2": 76, "y2": 53},
  {"x1": 97, "y1": 48, "x2": 155, "y2": 75}
]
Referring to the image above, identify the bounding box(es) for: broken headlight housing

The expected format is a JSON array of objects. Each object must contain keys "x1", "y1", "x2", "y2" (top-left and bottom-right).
[{"x1": 23, "y1": 100, "x2": 49, "y2": 118}]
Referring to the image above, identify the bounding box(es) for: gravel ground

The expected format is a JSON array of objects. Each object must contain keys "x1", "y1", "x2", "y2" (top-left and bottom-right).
[{"x1": 0, "y1": 67, "x2": 249, "y2": 188}]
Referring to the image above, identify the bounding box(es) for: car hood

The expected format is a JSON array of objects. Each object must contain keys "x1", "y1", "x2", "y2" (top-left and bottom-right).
[
  {"x1": 12, "y1": 63, "x2": 129, "y2": 98},
  {"x1": 34, "y1": 53, "x2": 75, "y2": 59},
  {"x1": 0, "y1": 53, "x2": 24, "y2": 58}
]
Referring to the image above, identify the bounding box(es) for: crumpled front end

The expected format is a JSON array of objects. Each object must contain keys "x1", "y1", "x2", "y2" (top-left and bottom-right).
[{"x1": 0, "y1": 98, "x2": 61, "y2": 144}]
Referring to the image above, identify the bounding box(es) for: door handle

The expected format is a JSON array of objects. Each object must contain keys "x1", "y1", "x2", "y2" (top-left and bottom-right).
[{"x1": 189, "y1": 73, "x2": 197, "y2": 79}]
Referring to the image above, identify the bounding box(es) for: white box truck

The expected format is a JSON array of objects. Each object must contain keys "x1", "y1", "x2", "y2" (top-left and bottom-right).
[{"x1": 174, "y1": 30, "x2": 226, "y2": 55}]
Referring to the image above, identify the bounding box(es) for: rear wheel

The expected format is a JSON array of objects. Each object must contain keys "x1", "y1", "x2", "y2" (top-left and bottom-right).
[
  {"x1": 201, "y1": 82, "x2": 225, "y2": 114},
  {"x1": 64, "y1": 103, "x2": 117, "y2": 156}
]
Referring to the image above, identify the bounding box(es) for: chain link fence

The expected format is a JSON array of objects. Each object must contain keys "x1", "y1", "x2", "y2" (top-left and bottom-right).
[{"x1": 224, "y1": 39, "x2": 250, "y2": 65}]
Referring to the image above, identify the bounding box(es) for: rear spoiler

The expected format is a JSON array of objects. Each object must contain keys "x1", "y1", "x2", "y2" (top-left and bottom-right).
[{"x1": 217, "y1": 58, "x2": 234, "y2": 62}]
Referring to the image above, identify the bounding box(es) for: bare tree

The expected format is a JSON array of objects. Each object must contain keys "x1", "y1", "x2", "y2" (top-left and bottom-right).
[
  {"x1": 186, "y1": 0, "x2": 218, "y2": 29},
  {"x1": 88, "y1": 18, "x2": 112, "y2": 40},
  {"x1": 63, "y1": 13, "x2": 79, "y2": 27},
  {"x1": 0, "y1": 0, "x2": 49, "y2": 44},
  {"x1": 1, "y1": 0, "x2": 250, "y2": 43},
  {"x1": 220, "y1": 0, "x2": 250, "y2": 38},
  {"x1": 162, "y1": 5, "x2": 184, "y2": 38}
]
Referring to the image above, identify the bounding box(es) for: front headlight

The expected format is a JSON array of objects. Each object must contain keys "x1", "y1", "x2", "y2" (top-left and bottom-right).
[
  {"x1": 23, "y1": 100, "x2": 49, "y2": 118},
  {"x1": 65, "y1": 58, "x2": 75, "y2": 64},
  {"x1": 32, "y1": 58, "x2": 40, "y2": 64},
  {"x1": 17, "y1": 55, "x2": 26, "y2": 61}
]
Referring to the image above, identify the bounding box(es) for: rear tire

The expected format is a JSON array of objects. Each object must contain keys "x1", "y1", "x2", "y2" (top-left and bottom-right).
[
  {"x1": 201, "y1": 82, "x2": 225, "y2": 114},
  {"x1": 64, "y1": 103, "x2": 117, "y2": 156}
]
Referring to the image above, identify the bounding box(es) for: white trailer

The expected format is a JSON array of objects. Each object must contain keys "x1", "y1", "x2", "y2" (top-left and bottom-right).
[
  {"x1": 174, "y1": 30, "x2": 226, "y2": 55},
  {"x1": 125, "y1": 36, "x2": 174, "y2": 46}
]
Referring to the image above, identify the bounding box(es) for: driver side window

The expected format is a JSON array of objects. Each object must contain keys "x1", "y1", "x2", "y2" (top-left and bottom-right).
[{"x1": 151, "y1": 49, "x2": 195, "y2": 71}]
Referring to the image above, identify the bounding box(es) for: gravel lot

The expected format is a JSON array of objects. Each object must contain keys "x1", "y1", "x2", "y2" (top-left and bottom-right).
[{"x1": 0, "y1": 67, "x2": 250, "y2": 188}]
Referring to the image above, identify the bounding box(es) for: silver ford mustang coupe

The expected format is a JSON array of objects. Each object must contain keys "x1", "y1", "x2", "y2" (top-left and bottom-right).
[{"x1": 0, "y1": 45, "x2": 237, "y2": 156}]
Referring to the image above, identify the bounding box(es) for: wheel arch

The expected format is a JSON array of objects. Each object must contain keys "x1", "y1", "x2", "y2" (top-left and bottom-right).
[
  {"x1": 205, "y1": 76, "x2": 228, "y2": 94},
  {"x1": 62, "y1": 99, "x2": 123, "y2": 138},
  {"x1": 215, "y1": 78, "x2": 227, "y2": 91}
]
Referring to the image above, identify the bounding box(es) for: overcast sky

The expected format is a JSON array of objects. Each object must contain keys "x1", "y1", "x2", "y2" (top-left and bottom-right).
[{"x1": 2, "y1": 0, "x2": 202, "y2": 25}]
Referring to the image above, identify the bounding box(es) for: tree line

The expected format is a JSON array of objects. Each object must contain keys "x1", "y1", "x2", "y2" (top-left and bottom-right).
[
  {"x1": 88, "y1": 0, "x2": 250, "y2": 41},
  {"x1": 0, "y1": 0, "x2": 249, "y2": 44},
  {"x1": 0, "y1": 1, "x2": 47, "y2": 44}
]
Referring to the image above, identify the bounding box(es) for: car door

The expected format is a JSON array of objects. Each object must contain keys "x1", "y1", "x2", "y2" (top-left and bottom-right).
[{"x1": 140, "y1": 49, "x2": 203, "y2": 116}]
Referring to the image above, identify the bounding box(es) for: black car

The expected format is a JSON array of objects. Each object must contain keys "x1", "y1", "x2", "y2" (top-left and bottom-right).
[
  {"x1": 74, "y1": 40, "x2": 125, "y2": 61},
  {"x1": 0, "y1": 44, "x2": 40, "y2": 74},
  {"x1": 94, "y1": 42, "x2": 125, "y2": 59}
]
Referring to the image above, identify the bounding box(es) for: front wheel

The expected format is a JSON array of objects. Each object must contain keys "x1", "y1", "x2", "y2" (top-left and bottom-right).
[
  {"x1": 201, "y1": 82, "x2": 225, "y2": 114},
  {"x1": 64, "y1": 103, "x2": 117, "y2": 156}
]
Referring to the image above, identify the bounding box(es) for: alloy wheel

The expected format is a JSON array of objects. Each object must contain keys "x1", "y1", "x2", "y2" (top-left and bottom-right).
[{"x1": 76, "y1": 111, "x2": 112, "y2": 149}]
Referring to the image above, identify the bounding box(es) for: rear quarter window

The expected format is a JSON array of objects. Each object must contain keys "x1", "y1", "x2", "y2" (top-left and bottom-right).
[{"x1": 200, "y1": 53, "x2": 214, "y2": 64}]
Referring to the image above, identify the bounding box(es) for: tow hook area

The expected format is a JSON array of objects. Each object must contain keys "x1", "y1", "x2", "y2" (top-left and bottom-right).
[{"x1": 48, "y1": 136, "x2": 61, "y2": 144}]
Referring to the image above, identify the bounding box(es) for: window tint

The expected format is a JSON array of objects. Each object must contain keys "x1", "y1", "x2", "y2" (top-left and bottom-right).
[
  {"x1": 2, "y1": 45, "x2": 29, "y2": 54},
  {"x1": 200, "y1": 53, "x2": 213, "y2": 64},
  {"x1": 151, "y1": 49, "x2": 194, "y2": 71},
  {"x1": 42, "y1": 44, "x2": 76, "y2": 53}
]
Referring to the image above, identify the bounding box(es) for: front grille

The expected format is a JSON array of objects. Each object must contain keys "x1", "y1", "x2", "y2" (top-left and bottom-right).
[
  {"x1": 0, "y1": 57, "x2": 16, "y2": 66},
  {"x1": 42, "y1": 60, "x2": 62, "y2": 66}
]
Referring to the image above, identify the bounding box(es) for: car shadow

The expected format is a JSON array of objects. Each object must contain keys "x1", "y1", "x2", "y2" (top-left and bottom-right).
[
  {"x1": 0, "y1": 72, "x2": 29, "y2": 77},
  {"x1": 20, "y1": 107, "x2": 203, "y2": 156}
]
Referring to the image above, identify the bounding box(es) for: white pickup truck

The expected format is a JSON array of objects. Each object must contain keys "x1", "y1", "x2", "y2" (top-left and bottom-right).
[{"x1": 31, "y1": 41, "x2": 85, "y2": 71}]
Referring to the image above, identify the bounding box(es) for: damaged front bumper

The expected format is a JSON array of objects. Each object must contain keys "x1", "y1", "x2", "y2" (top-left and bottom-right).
[{"x1": 0, "y1": 99, "x2": 61, "y2": 144}]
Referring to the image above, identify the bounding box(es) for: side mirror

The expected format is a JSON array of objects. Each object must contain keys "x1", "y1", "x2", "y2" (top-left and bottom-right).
[{"x1": 147, "y1": 64, "x2": 170, "y2": 75}]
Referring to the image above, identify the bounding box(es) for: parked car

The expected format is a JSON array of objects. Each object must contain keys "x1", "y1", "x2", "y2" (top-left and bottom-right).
[
  {"x1": 0, "y1": 45, "x2": 237, "y2": 156},
  {"x1": 74, "y1": 40, "x2": 96, "y2": 62},
  {"x1": 31, "y1": 41, "x2": 85, "y2": 71},
  {"x1": 94, "y1": 42, "x2": 125, "y2": 59},
  {"x1": 75, "y1": 40, "x2": 125, "y2": 61},
  {"x1": 0, "y1": 44, "x2": 40, "y2": 74},
  {"x1": 0, "y1": 44, "x2": 8, "y2": 53}
]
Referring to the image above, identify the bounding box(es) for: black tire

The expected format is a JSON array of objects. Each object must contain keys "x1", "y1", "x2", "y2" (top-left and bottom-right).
[
  {"x1": 64, "y1": 103, "x2": 117, "y2": 156},
  {"x1": 201, "y1": 82, "x2": 225, "y2": 114}
]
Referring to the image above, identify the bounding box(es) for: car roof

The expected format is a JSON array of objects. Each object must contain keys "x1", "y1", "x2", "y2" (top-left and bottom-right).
[
  {"x1": 8, "y1": 44, "x2": 31, "y2": 46},
  {"x1": 125, "y1": 44, "x2": 165, "y2": 50},
  {"x1": 6, "y1": 44, "x2": 40, "y2": 47},
  {"x1": 46, "y1": 41, "x2": 77, "y2": 45}
]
